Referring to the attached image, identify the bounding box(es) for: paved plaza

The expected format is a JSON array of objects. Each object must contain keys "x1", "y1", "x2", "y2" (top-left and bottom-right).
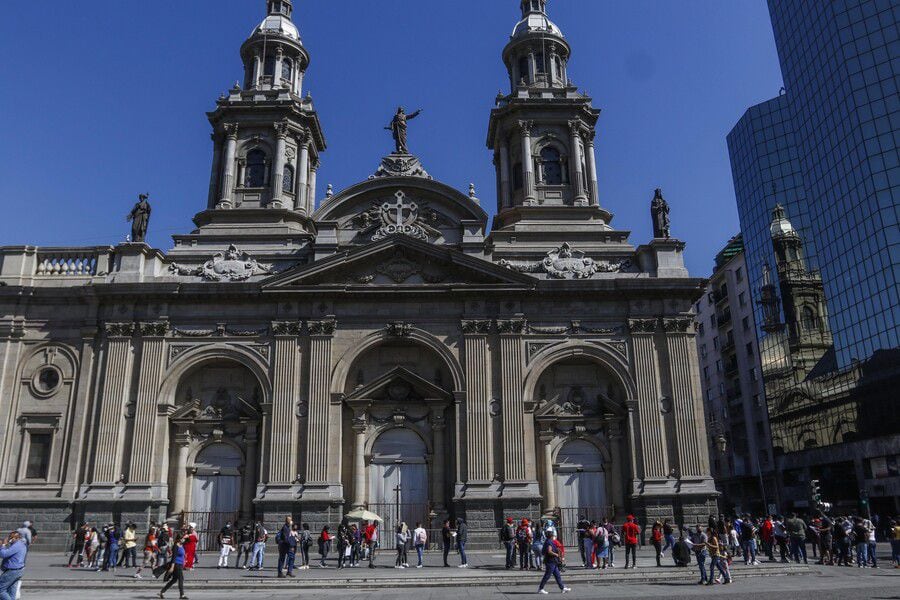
[{"x1": 15, "y1": 546, "x2": 899, "y2": 599}]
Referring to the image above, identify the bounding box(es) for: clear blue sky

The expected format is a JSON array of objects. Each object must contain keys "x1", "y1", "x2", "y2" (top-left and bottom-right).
[{"x1": 0, "y1": 0, "x2": 783, "y2": 277}]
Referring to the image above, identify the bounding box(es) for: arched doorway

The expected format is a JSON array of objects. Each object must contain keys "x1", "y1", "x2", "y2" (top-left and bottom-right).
[
  {"x1": 190, "y1": 443, "x2": 243, "y2": 514},
  {"x1": 368, "y1": 428, "x2": 429, "y2": 548},
  {"x1": 555, "y1": 439, "x2": 609, "y2": 548}
]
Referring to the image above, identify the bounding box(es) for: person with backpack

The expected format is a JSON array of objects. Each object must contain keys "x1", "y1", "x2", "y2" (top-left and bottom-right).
[
  {"x1": 516, "y1": 519, "x2": 533, "y2": 570},
  {"x1": 412, "y1": 522, "x2": 427, "y2": 568},
  {"x1": 786, "y1": 513, "x2": 807, "y2": 564},
  {"x1": 299, "y1": 523, "x2": 312, "y2": 569},
  {"x1": 276, "y1": 516, "x2": 294, "y2": 577},
  {"x1": 622, "y1": 515, "x2": 640, "y2": 569},
  {"x1": 500, "y1": 517, "x2": 516, "y2": 569},
  {"x1": 537, "y1": 530, "x2": 571, "y2": 595},
  {"x1": 651, "y1": 521, "x2": 663, "y2": 567}
]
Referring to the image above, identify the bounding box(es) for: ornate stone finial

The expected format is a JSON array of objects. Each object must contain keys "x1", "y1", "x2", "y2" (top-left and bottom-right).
[
  {"x1": 126, "y1": 193, "x2": 151, "y2": 244},
  {"x1": 650, "y1": 188, "x2": 671, "y2": 239},
  {"x1": 169, "y1": 245, "x2": 273, "y2": 282},
  {"x1": 326, "y1": 184, "x2": 334, "y2": 198}
]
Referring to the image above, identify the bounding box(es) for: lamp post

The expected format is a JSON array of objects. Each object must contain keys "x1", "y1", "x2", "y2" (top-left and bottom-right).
[{"x1": 393, "y1": 459, "x2": 403, "y2": 536}]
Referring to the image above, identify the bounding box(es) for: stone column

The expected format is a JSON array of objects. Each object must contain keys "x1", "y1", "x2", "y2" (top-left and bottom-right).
[
  {"x1": 270, "y1": 321, "x2": 300, "y2": 483},
  {"x1": 498, "y1": 319, "x2": 527, "y2": 482},
  {"x1": 274, "y1": 47, "x2": 284, "y2": 87},
  {"x1": 569, "y1": 120, "x2": 588, "y2": 205},
  {"x1": 608, "y1": 422, "x2": 625, "y2": 513},
  {"x1": 629, "y1": 319, "x2": 669, "y2": 479},
  {"x1": 585, "y1": 131, "x2": 599, "y2": 206},
  {"x1": 351, "y1": 408, "x2": 368, "y2": 508},
  {"x1": 92, "y1": 323, "x2": 135, "y2": 484},
  {"x1": 218, "y1": 124, "x2": 239, "y2": 208},
  {"x1": 207, "y1": 133, "x2": 223, "y2": 209},
  {"x1": 519, "y1": 121, "x2": 536, "y2": 204},
  {"x1": 272, "y1": 121, "x2": 289, "y2": 208},
  {"x1": 663, "y1": 319, "x2": 710, "y2": 477},
  {"x1": 430, "y1": 405, "x2": 447, "y2": 511},
  {"x1": 297, "y1": 132, "x2": 310, "y2": 214},
  {"x1": 540, "y1": 432, "x2": 557, "y2": 514},
  {"x1": 305, "y1": 318, "x2": 336, "y2": 484},
  {"x1": 242, "y1": 425, "x2": 258, "y2": 517},
  {"x1": 498, "y1": 139, "x2": 511, "y2": 209},
  {"x1": 548, "y1": 43, "x2": 558, "y2": 83},
  {"x1": 461, "y1": 320, "x2": 493, "y2": 483},
  {"x1": 171, "y1": 429, "x2": 191, "y2": 514},
  {"x1": 128, "y1": 322, "x2": 168, "y2": 483},
  {"x1": 307, "y1": 159, "x2": 318, "y2": 213},
  {"x1": 253, "y1": 52, "x2": 262, "y2": 87}
]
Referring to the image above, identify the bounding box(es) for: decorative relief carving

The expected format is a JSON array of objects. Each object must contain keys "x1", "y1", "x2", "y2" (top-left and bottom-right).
[
  {"x1": 272, "y1": 321, "x2": 302, "y2": 336},
  {"x1": 227, "y1": 326, "x2": 268, "y2": 337},
  {"x1": 371, "y1": 154, "x2": 432, "y2": 179},
  {"x1": 376, "y1": 249, "x2": 422, "y2": 283},
  {"x1": 105, "y1": 322, "x2": 135, "y2": 337},
  {"x1": 169, "y1": 245, "x2": 273, "y2": 282},
  {"x1": 139, "y1": 322, "x2": 169, "y2": 337},
  {"x1": 662, "y1": 318, "x2": 694, "y2": 333},
  {"x1": 386, "y1": 322, "x2": 413, "y2": 337},
  {"x1": 461, "y1": 320, "x2": 493, "y2": 335},
  {"x1": 173, "y1": 328, "x2": 215, "y2": 338},
  {"x1": 629, "y1": 318, "x2": 659, "y2": 334},
  {"x1": 526, "y1": 341, "x2": 557, "y2": 360},
  {"x1": 308, "y1": 319, "x2": 337, "y2": 336},
  {"x1": 372, "y1": 191, "x2": 428, "y2": 241},
  {"x1": 497, "y1": 318, "x2": 528, "y2": 334},
  {"x1": 499, "y1": 243, "x2": 631, "y2": 279},
  {"x1": 168, "y1": 345, "x2": 191, "y2": 365}
]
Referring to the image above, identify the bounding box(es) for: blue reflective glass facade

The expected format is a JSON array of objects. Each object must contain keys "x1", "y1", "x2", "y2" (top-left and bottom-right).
[{"x1": 733, "y1": 0, "x2": 899, "y2": 368}]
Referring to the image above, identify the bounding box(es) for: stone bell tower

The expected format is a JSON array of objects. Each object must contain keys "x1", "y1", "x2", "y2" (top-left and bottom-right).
[
  {"x1": 486, "y1": 0, "x2": 625, "y2": 262},
  {"x1": 171, "y1": 0, "x2": 326, "y2": 258}
]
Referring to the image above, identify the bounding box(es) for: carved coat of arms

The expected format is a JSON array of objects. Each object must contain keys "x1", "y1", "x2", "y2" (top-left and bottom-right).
[
  {"x1": 170, "y1": 245, "x2": 272, "y2": 282},
  {"x1": 372, "y1": 191, "x2": 428, "y2": 241}
]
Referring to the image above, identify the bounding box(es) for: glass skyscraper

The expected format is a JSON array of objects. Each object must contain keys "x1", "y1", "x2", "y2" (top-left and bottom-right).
[{"x1": 728, "y1": 0, "x2": 899, "y2": 515}]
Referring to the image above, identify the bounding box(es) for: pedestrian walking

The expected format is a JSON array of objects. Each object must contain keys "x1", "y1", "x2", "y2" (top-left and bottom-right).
[
  {"x1": 249, "y1": 521, "x2": 268, "y2": 570},
  {"x1": 0, "y1": 531, "x2": 27, "y2": 600},
  {"x1": 102, "y1": 523, "x2": 119, "y2": 572},
  {"x1": 156, "y1": 523, "x2": 171, "y2": 567},
  {"x1": 135, "y1": 525, "x2": 158, "y2": 579},
  {"x1": 217, "y1": 522, "x2": 235, "y2": 569},
  {"x1": 456, "y1": 518, "x2": 468, "y2": 568},
  {"x1": 181, "y1": 524, "x2": 199, "y2": 571},
  {"x1": 661, "y1": 519, "x2": 676, "y2": 556},
  {"x1": 706, "y1": 527, "x2": 731, "y2": 585},
  {"x1": 122, "y1": 523, "x2": 138, "y2": 568},
  {"x1": 651, "y1": 521, "x2": 663, "y2": 567},
  {"x1": 67, "y1": 524, "x2": 88, "y2": 568},
  {"x1": 786, "y1": 513, "x2": 807, "y2": 564},
  {"x1": 413, "y1": 522, "x2": 427, "y2": 568},
  {"x1": 157, "y1": 537, "x2": 187, "y2": 600},
  {"x1": 537, "y1": 530, "x2": 571, "y2": 595},
  {"x1": 622, "y1": 515, "x2": 639, "y2": 569},
  {"x1": 890, "y1": 518, "x2": 900, "y2": 568}
]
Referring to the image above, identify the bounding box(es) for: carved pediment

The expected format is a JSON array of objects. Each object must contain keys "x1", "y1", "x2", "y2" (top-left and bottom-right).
[
  {"x1": 345, "y1": 366, "x2": 452, "y2": 403},
  {"x1": 263, "y1": 235, "x2": 535, "y2": 288},
  {"x1": 171, "y1": 389, "x2": 261, "y2": 424}
]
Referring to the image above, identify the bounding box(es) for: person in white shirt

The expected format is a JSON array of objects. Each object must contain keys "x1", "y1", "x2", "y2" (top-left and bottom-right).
[{"x1": 412, "y1": 523, "x2": 427, "y2": 568}]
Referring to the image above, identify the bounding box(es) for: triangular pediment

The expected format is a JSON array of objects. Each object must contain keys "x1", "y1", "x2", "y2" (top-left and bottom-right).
[
  {"x1": 345, "y1": 366, "x2": 451, "y2": 402},
  {"x1": 262, "y1": 234, "x2": 536, "y2": 288}
]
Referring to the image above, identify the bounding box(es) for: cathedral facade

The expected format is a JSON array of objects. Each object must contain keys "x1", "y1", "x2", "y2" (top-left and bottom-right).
[{"x1": 0, "y1": 0, "x2": 716, "y2": 548}]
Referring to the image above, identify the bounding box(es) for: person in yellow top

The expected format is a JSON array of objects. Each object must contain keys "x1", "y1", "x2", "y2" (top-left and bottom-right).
[
  {"x1": 891, "y1": 518, "x2": 900, "y2": 569},
  {"x1": 705, "y1": 528, "x2": 731, "y2": 585},
  {"x1": 121, "y1": 523, "x2": 138, "y2": 569}
]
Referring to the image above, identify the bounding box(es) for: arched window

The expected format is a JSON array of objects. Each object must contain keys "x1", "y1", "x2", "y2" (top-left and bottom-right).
[
  {"x1": 282, "y1": 164, "x2": 294, "y2": 194},
  {"x1": 555, "y1": 56, "x2": 564, "y2": 81},
  {"x1": 281, "y1": 58, "x2": 293, "y2": 83},
  {"x1": 534, "y1": 52, "x2": 546, "y2": 75},
  {"x1": 245, "y1": 149, "x2": 267, "y2": 188},
  {"x1": 263, "y1": 55, "x2": 276, "y2": 79},
  {"x1": 801, "y1": 306, "x2": 817, "y2": 330},
  {"x1": 517, "y1": 56, "x2": 530, "y2": 84},
  {"x1": 540, "y1": 146, "x2": 563, "y2": 185}
]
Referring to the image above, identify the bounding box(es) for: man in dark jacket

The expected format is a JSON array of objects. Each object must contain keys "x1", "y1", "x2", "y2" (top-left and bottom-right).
[
  {"x1": 456, "y1": 519, "x2": 468, "y2": 568},
  {"x1": 441, "y1": 520, "x2": 452, "y2": 567},
  {"x1": 276, "y1": 516, "x2": 294, "y2": 578},
  {"x1": 500, "y1": 518, "x2": 516, "y2": 569}
]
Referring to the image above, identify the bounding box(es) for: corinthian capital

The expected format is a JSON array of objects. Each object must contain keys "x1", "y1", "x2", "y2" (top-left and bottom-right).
[
  {"x1": 223, "y1": 123, "x2": 239, "y2": 139},
  {"x1": 519, "y1": 120, "x2": 534, "y2": 136}
]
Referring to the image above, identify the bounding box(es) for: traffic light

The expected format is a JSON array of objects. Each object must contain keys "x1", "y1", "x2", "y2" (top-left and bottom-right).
[{"x1": 810, "y1": 479, "x2": 821, "y2": 503}]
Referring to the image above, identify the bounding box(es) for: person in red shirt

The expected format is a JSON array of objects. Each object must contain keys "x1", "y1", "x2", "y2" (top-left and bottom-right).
[
  {"x1": 622, "y1": 515, "x2": 640, "y2": 569},
  {"x1": 182, "y1": 524, "x2": 199, "y2": 571},
  {"x1": 761, "y1": 516, "x2": 775, "y2": 561},
  {"x1": 363, "y1": 522, "x2": 378, "y2": 569},
  {"x1": 651, "y1": 521, "x2": 663, "y2": 567}
]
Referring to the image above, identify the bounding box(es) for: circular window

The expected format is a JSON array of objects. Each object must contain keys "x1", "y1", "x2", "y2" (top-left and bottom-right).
[{"x1": 33, "y1": 367, "x2": 61, "y2": 396}]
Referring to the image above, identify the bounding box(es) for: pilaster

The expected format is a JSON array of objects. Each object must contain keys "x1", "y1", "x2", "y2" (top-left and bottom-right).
[
  {"x1": 460, "y1": 319, "x2": 495, "y2": 496},
  {"x1": 302, "y1": 318, "x2": 339, "y2": 501},
  {"x1": 91, "y1": 323, "x2": 135, "y2": 485},
  {"x1": 128, "y1": 322, "x2": 168, "y2": 489},
  {"x1": 269, "y1": 321, "x2": 301, "y2": 485},
  {"x1": 628, "y1": 319, "x2": 670, "y2": 485}
]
